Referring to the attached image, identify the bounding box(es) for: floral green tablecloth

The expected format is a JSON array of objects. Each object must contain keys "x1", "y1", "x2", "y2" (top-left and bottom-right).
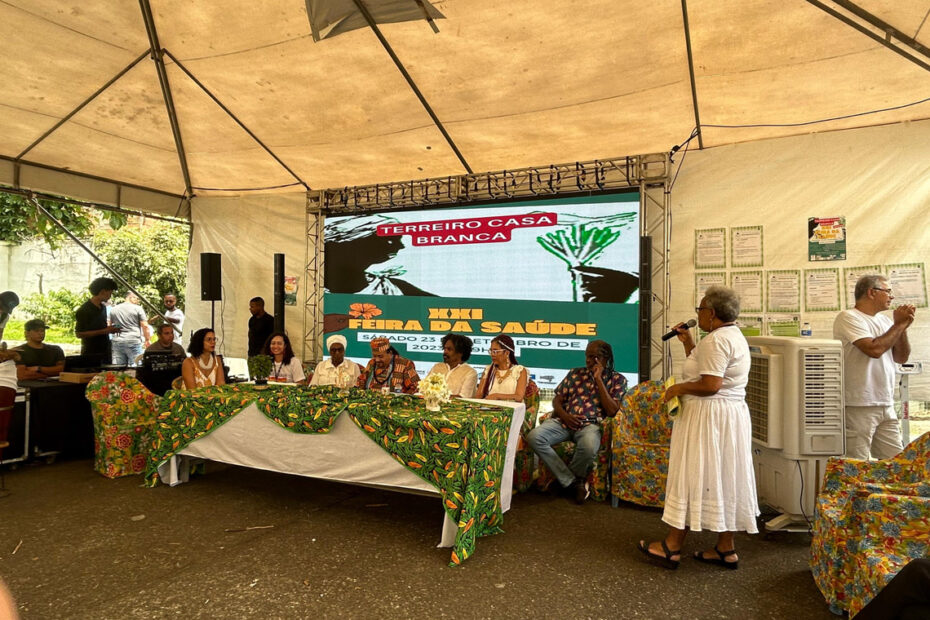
[{"x1": 145, "y1": 384, "x2": 513, "y2": 566}]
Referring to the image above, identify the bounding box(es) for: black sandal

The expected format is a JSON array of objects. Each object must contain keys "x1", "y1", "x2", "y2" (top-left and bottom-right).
[
  {"x1": 693, "y1": 545, "x2": 739, "y2": 570},
  {"x1": 637, "y1": 539, "x2": 681, "y2": 570}
]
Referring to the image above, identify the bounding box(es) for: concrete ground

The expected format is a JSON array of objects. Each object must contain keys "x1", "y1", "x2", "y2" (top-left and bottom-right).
[{"x1": 0, "y1": 459, "x2": 836, "y2": 620}]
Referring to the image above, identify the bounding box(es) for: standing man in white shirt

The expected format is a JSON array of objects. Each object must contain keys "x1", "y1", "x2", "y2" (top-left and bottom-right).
[
  {"x1": 427, "y1": 333, "x2": 478, "y2": 398},
  {"x1": 833, "y1": 274, "x2": 915, "y2": 460},
  {"x1": 150, "y1": 293, "x2": 185, "y2": 347}
]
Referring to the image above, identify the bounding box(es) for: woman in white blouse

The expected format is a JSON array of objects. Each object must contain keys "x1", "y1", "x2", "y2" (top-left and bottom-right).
[
  {"x1": 262, "y1": 332, "x2": 306, "y2": 384},
  {"x1": 310, "y1": 334, "x2": 361, "y2": 388},
  {"x1": 476, "y1": 334, "x2": 527, "y2": 402}
]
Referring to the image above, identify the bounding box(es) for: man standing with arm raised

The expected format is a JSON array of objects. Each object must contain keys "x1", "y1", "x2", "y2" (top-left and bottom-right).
[{"x1": 833, "y1": 274, "x2": 915, "y2": 460}]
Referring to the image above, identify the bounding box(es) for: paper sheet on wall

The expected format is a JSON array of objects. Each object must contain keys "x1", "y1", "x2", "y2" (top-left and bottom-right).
[
  {"x1": 730, "y1": 271, "x2": 763, "y2": 313},
  {"x1": 730, "y1": 225, "x2": 763, "y2": 268},
  {"x1": 695, "y1": 228, "x2": 726, "y2": 269},
  {"x1": 808, "y1": 216, "x2": 846, "y2": 261},
  {"x1": 767, "y1": 314, "x2": 801, "y2": 337},
  {"x1": 766, "y1": 270, "x2": 801, "y2": 312},
  {"x1": 804, "y1": 268, "x2": 841, "y2": 312},
  {"x1": 737, "y1": 315, "x2": 763, "y2": 337},
  {"x1": 696, "y1": 272, "x2": 726, "y2": 306},
  {"x1": 843, "y1": 265, "x2": 883, "y2": 308},
  {"x1": 887, "y1": 263, "x2": 928, "y2": 308}
]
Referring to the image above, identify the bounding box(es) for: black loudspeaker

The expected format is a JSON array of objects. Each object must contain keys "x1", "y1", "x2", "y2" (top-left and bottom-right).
[
  {"x1": 638, "y1": 236, "x2": 652, "y2": 383},
  {"x1": 200, "y1": 253, "x2": 222, "y2": 301},
  {"x1": 273, "y1": 253, "x2": 284, "y2": 332}
]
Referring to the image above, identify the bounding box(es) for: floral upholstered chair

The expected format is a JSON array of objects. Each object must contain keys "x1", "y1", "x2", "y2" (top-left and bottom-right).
[
  {"x1": 810, "y1": 432, "x2": 930, "y2": 617},
  {"x1": 86, "y1": 372, "x2": 162, "y2": 478},
  {"x1": 512, "y1": 379, "x2": 539, "y2": 493},
  {"x1": 534, "y1": 410, "x2": 613, "y2": 501},
  {"x1": 610, "y1": 379, "x2": 672, "y2": 508}
]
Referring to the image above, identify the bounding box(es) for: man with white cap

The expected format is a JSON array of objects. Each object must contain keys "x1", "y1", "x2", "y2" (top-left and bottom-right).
[
  {"x1": 310, "y1": 334, "x2": 361, "y2": 388},
  {"x1": 356, "y1": 337, "x2": 420, "y2": 394}
]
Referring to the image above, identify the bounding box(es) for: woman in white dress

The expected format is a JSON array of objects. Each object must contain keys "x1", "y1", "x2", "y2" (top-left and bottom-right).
[
  {"x1": 310, "y1": 334, "x2": 361, "y2": 388},
  {"x1": 262, "y1": 332, "x2": 306, "y2": 384},
  {"x1": 476, "y1": 334, "x2": 527, "y2": 402},
  {"x1": 182, "y1": 328, "x2": 226, "y2": 388},
  {"x1": 638, "y1": 285, "x2": 759, "y2": 570}
]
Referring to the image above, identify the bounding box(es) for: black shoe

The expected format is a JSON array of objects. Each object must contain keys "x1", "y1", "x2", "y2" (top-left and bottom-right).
[{"x1": 573, "y1": 479, "x2": 590, "y2": 504}]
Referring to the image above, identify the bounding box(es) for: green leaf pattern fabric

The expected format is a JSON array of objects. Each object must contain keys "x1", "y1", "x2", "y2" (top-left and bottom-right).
[{"x1": 145, "y1": 384, "x2": 512, "y2": 566}]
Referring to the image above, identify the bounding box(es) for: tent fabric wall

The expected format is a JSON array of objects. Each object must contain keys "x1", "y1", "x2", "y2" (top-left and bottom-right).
[
  {"x1": 669, "y1": 118, "x2": 930, "y2": 398},
  {"x1": 186, "y1": 193, "x2": 307, "y2": 361}
]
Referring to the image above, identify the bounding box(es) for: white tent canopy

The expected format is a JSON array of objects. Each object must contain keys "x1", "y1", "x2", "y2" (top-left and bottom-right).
[{"x1": 2, "y1": 0, "x2": 930, "y2": 212}]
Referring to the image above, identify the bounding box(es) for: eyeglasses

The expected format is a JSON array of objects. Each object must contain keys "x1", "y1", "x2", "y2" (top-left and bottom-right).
[
  {"x1": 694, "y1": 306, "x2": 710, "y2": 313},
  {"x1": 872, "y1": 287, "x2": 893, "y2": 295},
  {"x1": 488, "y1": 348, "x2": 505, "y2": 355}
]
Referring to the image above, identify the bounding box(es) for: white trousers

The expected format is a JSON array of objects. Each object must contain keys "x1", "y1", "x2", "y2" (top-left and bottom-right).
[{"x1": 844, "y1": 405, "x2": 903, "y2": 460}]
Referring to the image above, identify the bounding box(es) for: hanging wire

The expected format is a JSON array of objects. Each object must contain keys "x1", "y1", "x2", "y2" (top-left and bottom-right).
[{"x1": 703, "y1": 95, "x2": 930, "y2": 129}]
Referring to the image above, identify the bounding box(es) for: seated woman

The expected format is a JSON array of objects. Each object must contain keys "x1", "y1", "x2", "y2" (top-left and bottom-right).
[
  {"x1": 310, "y1": 334, "x2": 360, "y2": 388},
  {"x1": 476, "y1": 334, "x2": 527, "y2": 402},
  {"x1": 262, "y1": 331, "x2": 305, "y2": 384},
  {"x1": 181, "y1": 328, "x2": 226, "y2": 388}
]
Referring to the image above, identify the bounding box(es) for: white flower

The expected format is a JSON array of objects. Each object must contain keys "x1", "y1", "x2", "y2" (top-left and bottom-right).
[{"x1": 420, "y1": 372, "x2": 451, "y2": 403}]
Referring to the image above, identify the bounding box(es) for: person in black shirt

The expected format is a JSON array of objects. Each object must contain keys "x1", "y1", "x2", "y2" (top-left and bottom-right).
[
  {"x1": 75, "y1": 277, "x2": 120, "y2": 364},
  {"x1": 15, "y1": 319, "x2": 65, "y2": 380},
  {"x1": 247, "y1": 297, "x2": 275, "y2": 357}
]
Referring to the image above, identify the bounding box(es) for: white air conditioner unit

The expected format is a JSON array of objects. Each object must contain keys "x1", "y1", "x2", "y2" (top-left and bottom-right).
[{"x1": 745, "y1": 336, "x2": 845, "y2": 531}]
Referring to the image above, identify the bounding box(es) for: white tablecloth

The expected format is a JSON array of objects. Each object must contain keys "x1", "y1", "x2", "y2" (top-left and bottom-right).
[{"x1": 158, "y1": 399, "x2": 525, "y2": 547}]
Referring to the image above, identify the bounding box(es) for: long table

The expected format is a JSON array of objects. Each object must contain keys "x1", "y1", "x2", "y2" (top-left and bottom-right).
[{"x1": 148, "y1": 385, "x2": 524, "y2": 565}]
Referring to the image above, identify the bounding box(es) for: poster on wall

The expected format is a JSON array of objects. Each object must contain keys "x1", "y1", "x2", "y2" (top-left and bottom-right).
[
  {"x1": 737, "y1": 315, "x2": 763, "y2": 337},
  {"x1": 730, "y1": 271, "x2": 763, "y2": 313},
  {"x1": 284, "y1": 276, "x2": 299, "y2": 305},
  {"x1": 696, "y1": 272, "x2": 726, "y2": 306},
  {"x1": 766, "y1": 270, "x2": 801, "y2": 313},
  {"x1": 808, "y1": 216, "x2": 846, "y2": 261},
  {"x1": 730, "y1": 226, "x2": 763, "y2": 268},
  {"x1": 767, "y1": 314, "x2": 801, "y2": 337},
  {"x1": 695, "y1": 228, "x2": 726, "y2": 269},
  {"x1": 843, "y1": 265, "x2": 883, "y2": 308},
  {"x1": 887, "y1": 263, "x2": 928, "y2": 308},
  {"x1": 804, "y1": 268, "x2": 841, "y2": 312},
  {"x1": 322, "y1": 193, "x2": 641, "y2": 389}
]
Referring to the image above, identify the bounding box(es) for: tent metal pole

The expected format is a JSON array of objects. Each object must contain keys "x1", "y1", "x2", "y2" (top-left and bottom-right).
[
  {"x1": 1, "y1": 187, "x2": 189, "y2": 226},
  {"x1": 25, "y1": 195, "x2": 180, "y2": 336},
  {"x1": 351, "y1": 0, "x2": 473, "y2": 174},
  {"x1": 15, "y1": 51, "x2": 150, "y2": 161},
  {"x1": 139, "y1": 0, "x2": 194, "y2": 198},
  {"x1": 680, "y1": 0, "x2": 704, "y2": 150},
  {"x1": 164, "y1": 50, "x2": 311, "y2": 191},
  {"x1": 807, "y1": 0, "x2": 930, "y2": 73}
]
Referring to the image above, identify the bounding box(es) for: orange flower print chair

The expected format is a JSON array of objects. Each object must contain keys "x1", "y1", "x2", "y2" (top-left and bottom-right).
[
  {"x1": 610, "y1": 380, "x2": 673, "y2": 508},
  {"x1": 512, "y1": 380, "x2": 540, "y2": 493},
  {"x1": 86, "y1": 372, "x2": 162, "y2": 479},
  {"x1": 534, "y1": 409, "x2": 614, "y2": 501},
  {"x1": 810, "y1": 432, "x2": 930, "y2": 617}
]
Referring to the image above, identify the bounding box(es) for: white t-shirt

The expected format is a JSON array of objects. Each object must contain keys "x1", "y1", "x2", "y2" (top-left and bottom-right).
[
  {"x1": 428, "y1": 362, "x2": 478, "y2": 398},
  {"x1": 268, "y1": 357, "x2": 306, "y2": 383},
  {"x1": 833, "y1": 308, "x2": 895, "y2": 406},
  {"x1": 164, "y1": 308, "x2": 185, "y2": 346},
  {"x1": 0, "y1": 313, "x2": 16, "y2": 390},
  {"x1": 310, "y1": 358, "x2": 361, "y2": 388},
  {"x1": 681, "y1": 325, "x2": 750, "y2": 399}
]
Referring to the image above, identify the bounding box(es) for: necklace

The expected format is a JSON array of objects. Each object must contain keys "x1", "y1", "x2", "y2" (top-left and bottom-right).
[
  {"x1": 197, "y1": 354, "x2": 215, "y2": 372},
  {"x1": 494, "y1": 363, "x2": 513, "y2": 382}
]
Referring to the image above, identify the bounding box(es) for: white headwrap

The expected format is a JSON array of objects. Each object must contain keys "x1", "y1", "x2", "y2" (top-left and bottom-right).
[{"x1": 326, "y1": 334, "x2": 347, "y2": 351}]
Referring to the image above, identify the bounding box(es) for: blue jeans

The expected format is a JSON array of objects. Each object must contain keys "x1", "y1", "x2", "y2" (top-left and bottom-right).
[
  {"x1": 112, "y1": 341, "x2": 143, "y2": 366},
  {"x1": 527, "y1": 417, "x2": 602, "y2": 488}
]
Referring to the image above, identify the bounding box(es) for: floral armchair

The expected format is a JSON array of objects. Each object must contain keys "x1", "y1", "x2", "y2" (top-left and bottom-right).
[
  {"x1": 610, "y1": 380, "x2": 672, "y2": 508},
  {"x1": 534, "y1": 407, "x2": 613, "y2": 501},
  {"x1": 512, "y1": 379, "x2": 539, "y2": 493},
  {"x1": 86, "y1": 372, "x2": 162, "y2": 478},
  {"x1": 810, "y1": 432, "x2": 930, "y2": 617}
]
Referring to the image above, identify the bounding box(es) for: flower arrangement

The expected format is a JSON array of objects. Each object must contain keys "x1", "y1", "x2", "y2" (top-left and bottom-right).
[{"x1": 420, "y1": 372, "x2": 451, "y2": 411}]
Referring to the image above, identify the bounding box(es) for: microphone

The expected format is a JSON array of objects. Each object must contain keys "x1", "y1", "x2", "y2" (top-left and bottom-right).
[{"x1": 661, "y1": 319, "x2": 697, "y2": 341}]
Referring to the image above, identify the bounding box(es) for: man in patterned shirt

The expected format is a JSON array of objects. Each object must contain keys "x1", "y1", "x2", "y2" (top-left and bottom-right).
[
  {"x1": 527, "y1": 340, "x2": 627, "y2": 503},
  {"x1": 356, "y1": 337, "x2": 420, "y2": 394}
]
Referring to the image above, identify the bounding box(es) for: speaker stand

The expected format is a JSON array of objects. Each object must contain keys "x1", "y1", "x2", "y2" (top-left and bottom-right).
[{"x1": 211, "y1": 300, "x2": 216, "y2": 331}]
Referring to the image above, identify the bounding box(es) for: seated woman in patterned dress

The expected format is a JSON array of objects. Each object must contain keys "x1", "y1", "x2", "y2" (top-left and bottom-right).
[{"x1": 181, "y1": 328, "x2": 226, "y2": 389}]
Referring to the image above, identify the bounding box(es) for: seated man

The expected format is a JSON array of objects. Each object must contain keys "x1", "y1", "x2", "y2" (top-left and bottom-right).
[
  {"x1": 310, "y1": 334, "x2": 361, "y2": 388},
  {"x1": 15, "y1": 319, "x2": 65, "y2": 380},
  {"x1": 527, "y1": 340, "x2": 627, "y2": 504},
  {"x1": 427, "y1": 333, "x2": 477, "y2": 398},
  {"x1": 356, "y1": 337, "x2": 419, "y2": 394},
  {"x1": 145, "y1": 323, "x2": 186, "y2": 358}
]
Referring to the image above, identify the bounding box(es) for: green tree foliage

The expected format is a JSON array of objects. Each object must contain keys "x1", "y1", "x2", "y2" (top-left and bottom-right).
[
  {"x1": 19, "y1": 289, "x2": 85, "y2": 332},
  {"x1": 0, "y1": 191, "x2": 127, "y2": 248},
  {"x1": 93, "y1": 223, "x2": 189, "y2": 309}
]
